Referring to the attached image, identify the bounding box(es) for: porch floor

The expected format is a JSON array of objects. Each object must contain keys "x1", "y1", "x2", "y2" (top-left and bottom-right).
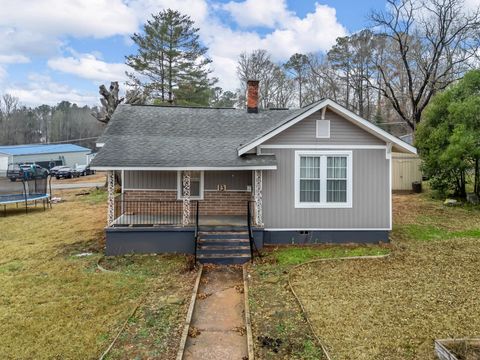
[{"x1": 112, "y1": 214, "x2": 247, "y2": 227}]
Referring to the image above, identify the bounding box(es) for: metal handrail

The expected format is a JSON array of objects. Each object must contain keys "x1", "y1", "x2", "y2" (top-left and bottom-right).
[
  {"x1": 247, "y1": 200, "x2": 260, "y2": 260},
  {"x1": 113, "y1": 197, "x2": 189, "y2": 226},
  {"x1": 194, "y1": 200, "x2": 199, "y2": 263}
]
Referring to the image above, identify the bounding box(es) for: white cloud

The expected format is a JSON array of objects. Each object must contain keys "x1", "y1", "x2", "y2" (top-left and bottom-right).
[
  {"x1": 5, "y1": 74, "x2": 98, "y2": 106},
  {"x1": 0, "y1": 27, "x2": 61, "y2": 58},
  {"x1": 0, "y1": 65, "x2": 6, "y2": 82},
  {"x1": 0, "y1": 0, "x2": 347, "y2": 102},
  {"x1": 203, "y1": 2, "x2": 347, "y2": 88},
  {"x1": 48, "y1": 52, "x2": 129, "y2": 83},
  {"x1": 0, "y1": 0, "x2": 137, "y2": 39},
  {"x1": 222, "y1": 0, "x2": 294, "y2": 28},
  {"x1": 0, "y1": 54, "x2": 30, "y2": 64},
  {"x1": 128, "y1": 0, "x2": 209, "y2": 25}
]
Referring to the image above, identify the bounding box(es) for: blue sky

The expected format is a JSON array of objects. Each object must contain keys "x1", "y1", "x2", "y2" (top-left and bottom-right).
[{"x1": 0, "y1": 0, "x2": 471, "y2": 106}]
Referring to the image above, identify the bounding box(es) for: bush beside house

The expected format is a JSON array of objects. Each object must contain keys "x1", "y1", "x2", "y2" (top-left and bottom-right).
[{"x1": 416, "y1": 70, "x2": 480, "y2": 198}]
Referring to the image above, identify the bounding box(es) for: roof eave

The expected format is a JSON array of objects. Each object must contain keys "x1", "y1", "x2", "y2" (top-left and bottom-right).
[{"x1": 90, "y1": 165, "x2": 278, "y2": 171}]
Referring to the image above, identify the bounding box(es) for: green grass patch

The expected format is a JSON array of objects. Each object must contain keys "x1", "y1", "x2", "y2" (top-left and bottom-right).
[
  {"x1": 82, "y1": 188, "x2": 108, "y2": 204},
  {"x1": 0, "y1": 261, "x2": 24, "y2": 273},
  {"x1": 271, "y1": 245, "x2": 390, "y2": 266},
  {"x1": 396, "y1": 224, "x2": 480, "y2": 242}
]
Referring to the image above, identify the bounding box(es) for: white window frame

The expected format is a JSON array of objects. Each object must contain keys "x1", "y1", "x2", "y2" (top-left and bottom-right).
[
  {"x1": 294, "y1": 150, "x2": 352, "y2": 208},
  {"x1": 177, "y1": 170, "x2": 204, "y2": 200},
  {"x1": 315, "y1": 119, "x2": 330, "y2": 138}
]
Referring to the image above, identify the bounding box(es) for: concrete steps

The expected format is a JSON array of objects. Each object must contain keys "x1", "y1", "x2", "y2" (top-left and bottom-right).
[{"x1": 196, "y1": 229, "x2": 251, "y2": 265}]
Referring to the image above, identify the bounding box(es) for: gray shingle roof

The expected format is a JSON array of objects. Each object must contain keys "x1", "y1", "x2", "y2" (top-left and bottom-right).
[{"x1": 91, "y1": 104, "x2": 316, "y2": 168}]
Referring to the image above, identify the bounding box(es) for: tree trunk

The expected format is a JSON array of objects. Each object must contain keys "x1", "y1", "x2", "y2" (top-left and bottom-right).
[{"x1": 475, "y1": 157, "x2": 479, "y2": 196}]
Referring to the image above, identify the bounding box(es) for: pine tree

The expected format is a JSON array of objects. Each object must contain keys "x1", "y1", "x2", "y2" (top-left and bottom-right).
[{"x1": 126, "y1": 9, "x2": 215, "y2": 105}]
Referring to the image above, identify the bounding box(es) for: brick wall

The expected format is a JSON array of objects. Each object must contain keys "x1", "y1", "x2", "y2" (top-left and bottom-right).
[
  {"x1": 123, "y1": 190, "x2": 252, "y2": 216},
  {"x1": 124, "y1": 190, "x2": 177, "y2": 201},
  {"x1": 201, "y1": 191, "x2": 252, "y2": 215}
]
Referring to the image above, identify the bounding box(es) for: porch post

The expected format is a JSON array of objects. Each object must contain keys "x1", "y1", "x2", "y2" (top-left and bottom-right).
[
  {"x1": 182, "y1": 171, "x2": 191, "y2": 226},
  {"x1": 254, "y1": 170, "x2": 263, "y2": 226},
  {"x1": 107, "y1": 170, "x2": 115, "y2": 226}
]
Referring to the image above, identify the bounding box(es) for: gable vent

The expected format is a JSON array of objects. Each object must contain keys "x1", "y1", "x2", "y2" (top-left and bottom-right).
[{"x1": 316, "y1": 120, "x2": 330, "y2": 138}]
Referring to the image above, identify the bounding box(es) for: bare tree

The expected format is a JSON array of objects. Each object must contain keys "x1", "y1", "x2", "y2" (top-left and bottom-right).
[
  {"x1": 92, "y1": 82, "x2": 124, "y2": 124},
  {"x1": 237, "y1": 50, "x2": 295, "y2": 108},
  {"x1": 369, "y1": 0, "x2": 480, "y2": 130},
  {"x1": 284, "y1": 53, "x2": 309, "y2": 107},
  {"x1": 0, "y1": 94, "x2": 19, "y2": 144},
  {"x1": 304, "y1": 53, "x2": 340, "y2": 103}
]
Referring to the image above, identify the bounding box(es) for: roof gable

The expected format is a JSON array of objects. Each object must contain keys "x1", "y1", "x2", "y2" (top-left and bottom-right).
[
  {"x1": 237, "y1": 99, "x2": 416, "y2": 154},
  {"x1": 264, "y1": 108, "x2": 385, "y2": 146}
]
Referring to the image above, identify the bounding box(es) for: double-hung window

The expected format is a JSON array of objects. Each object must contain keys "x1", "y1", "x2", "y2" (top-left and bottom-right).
[
  {"x1": 295, "y1": 151, "x2": 352, "y2": 208},
  {"x1": 177, "y1": 171, "x2": 204, "y2": 200}
]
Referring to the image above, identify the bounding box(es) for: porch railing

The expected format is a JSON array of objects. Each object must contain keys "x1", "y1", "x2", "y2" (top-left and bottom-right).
[{"x1": 113, "y1": 194, "x2": 197, "y2": 227}]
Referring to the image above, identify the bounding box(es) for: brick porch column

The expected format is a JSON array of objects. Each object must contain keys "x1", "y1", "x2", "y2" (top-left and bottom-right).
[
  {"x1": 254, "y1": 170, "x2": 263, "y2": 226},
  {"x1": 182, "y1": 171, "x2": 191, "y2": 226}
]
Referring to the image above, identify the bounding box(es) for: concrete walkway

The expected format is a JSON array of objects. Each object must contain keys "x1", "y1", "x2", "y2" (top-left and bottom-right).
[{"x1": 183, "y1": 267, "x2": 248, "y2": 359}]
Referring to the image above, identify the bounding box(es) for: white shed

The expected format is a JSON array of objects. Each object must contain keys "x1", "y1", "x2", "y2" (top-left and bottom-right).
[{"x1": 0, "y1": 144, "x2": 92, "y2": 176}]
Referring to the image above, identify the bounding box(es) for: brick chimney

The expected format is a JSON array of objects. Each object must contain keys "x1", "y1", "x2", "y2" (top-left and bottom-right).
[{"x1": 247, "y1": 80, "x2": 259, "y2": 113}]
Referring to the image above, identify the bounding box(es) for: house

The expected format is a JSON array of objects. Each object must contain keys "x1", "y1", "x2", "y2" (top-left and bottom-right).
[
  {"x1": 0, "y1": 144, "x2": 92, "y2": 176},
  {"x1": 90, "y1": 80, "x2": 416, "y2": 264}
]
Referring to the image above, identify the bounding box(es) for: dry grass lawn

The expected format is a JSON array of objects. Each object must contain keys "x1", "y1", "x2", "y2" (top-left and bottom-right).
[
  {"x1": 248, "y1": 245, "x2": 389, "y2": 359},
  {"x1": 290, "y1": 194, "x2": 480, "y2": 359},
  {"x1": 0, "y1": 189, "x2": 195, "y2": 359}
]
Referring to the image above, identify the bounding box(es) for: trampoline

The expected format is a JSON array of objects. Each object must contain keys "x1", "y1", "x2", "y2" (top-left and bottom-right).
[{"x1": 0, "y1": 175, "x2": 52, "y2": 216}]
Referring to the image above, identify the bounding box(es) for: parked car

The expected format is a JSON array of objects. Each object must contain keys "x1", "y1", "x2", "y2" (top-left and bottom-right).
[
  {"x1": 55, "y1": 167, "x2": 80, "y2": 179},
  {"x1": 75, "y1": 164, "x2": 95, "y2": 176},
  {"x1": 7, "y1": 163, "x2": 49, "y2": 181},
  {"x1": 49, "y1": 165, "x2": 68, "y2": 176}
]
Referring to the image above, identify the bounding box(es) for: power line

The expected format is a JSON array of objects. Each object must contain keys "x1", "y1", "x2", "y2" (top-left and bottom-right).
[
  {"x1": 33, "y1": 137, "x2": 99, "y2": 145},
  {"x1": 375, "y1": 122, "x2": 410, "y2": 126}
]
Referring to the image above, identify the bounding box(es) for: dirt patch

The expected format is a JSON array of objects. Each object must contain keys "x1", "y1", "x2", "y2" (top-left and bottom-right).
[{"x1": 248, "y1": 261, "x2": 325, "y2": 360}]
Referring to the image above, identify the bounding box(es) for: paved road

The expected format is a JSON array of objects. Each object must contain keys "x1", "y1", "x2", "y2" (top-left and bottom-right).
[
  {"x1": 51, "y1": 182, "x2": 104, "y2": 189},
  {"x1": 0, "y1": 178, "x2": 28, "y2": 193}
]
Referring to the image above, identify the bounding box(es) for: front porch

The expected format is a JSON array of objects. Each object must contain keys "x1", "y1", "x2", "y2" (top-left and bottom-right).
[
  {"x1": 113, "y1": 213, "x2": 248, "y2": 227},
  {"x1": 106, "y1": 169, "x2": 265, "y2": 228},
  {"x1": 104, "y1": 169, "x2": 266, "y2": 257}
]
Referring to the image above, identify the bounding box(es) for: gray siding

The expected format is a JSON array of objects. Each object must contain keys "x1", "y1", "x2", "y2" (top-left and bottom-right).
[
  {"x1": 124, "y1": 171, "x2": 176, "y2": 189},
  {"x1": 263, "y1": 148, "x2": 390, "y2": 229},
  {"x1": 204, "y1": 171, "x2": 251, "y2": 190},
  {"x1": 264, "y1": 109, "x2": 384, "y2": 145},
  {"x1": 124, "y1": 170, "x2": 252, "y2": 191}
]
